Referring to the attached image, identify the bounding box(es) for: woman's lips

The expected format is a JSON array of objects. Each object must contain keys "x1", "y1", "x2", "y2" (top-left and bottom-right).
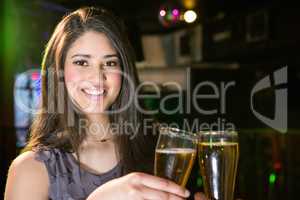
[{"x1": 81, "y1": 88, "x2": 106, "y2": 100}]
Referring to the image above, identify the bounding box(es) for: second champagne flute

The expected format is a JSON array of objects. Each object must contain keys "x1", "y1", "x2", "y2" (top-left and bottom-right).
[{"x1": 198, "y1": 131, "x2": 239, "y2": 200}]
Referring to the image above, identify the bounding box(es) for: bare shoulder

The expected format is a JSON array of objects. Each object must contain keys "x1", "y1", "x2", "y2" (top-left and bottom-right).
[
  {"x1": 12, "y1": 150, "x2": 45, "y2": 167},
  {"x1": 4, "y1": 151, "x2": 49, "y2": 200}
]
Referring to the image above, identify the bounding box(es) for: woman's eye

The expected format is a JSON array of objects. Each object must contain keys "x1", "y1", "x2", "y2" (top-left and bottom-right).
[
  {"x1": 104, "y1": 60, "x2": 119, "y2": 67},
  {"x1": 73, "y1": 60, "x2": 88, "y2": 66}
]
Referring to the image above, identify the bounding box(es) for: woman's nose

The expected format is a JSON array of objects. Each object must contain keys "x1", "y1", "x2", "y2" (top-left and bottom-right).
[{"x1": 88, "y1": 66, "x2": 107, "y2": 85}]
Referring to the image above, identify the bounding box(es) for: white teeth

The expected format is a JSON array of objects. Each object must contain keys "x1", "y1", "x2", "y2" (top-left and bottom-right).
[{"x1": 83, "y1": 88, "x2": 105, "y2": 95}]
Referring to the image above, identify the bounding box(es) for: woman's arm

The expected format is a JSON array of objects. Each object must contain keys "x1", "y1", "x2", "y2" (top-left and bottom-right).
[
  {"x1": 87, "y1": 172, "x2": 190, "y2": 200},
  {"x1": 4, "y1": 151, "x2": 49, "y2": 200}
]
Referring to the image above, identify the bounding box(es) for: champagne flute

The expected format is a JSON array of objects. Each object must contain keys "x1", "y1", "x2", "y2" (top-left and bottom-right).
[
  {"x1": 154, "y1": 126, "x2": 197, "y2": 187},
  {"x1": 198, "y1": 131, "x2": 239, "y2": 200}
]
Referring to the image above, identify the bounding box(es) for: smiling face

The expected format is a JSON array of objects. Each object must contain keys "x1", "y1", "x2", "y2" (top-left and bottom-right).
[{"x1": 64, "y1": 31, "x2": 122, "y2": 114}]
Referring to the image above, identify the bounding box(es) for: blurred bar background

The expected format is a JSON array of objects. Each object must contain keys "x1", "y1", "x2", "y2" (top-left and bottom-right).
[{"x1": 1, "y1": 0, "x2": 299, "y2": 199}]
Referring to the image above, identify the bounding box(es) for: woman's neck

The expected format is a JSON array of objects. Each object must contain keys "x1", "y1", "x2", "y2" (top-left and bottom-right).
[{"x1": 84, "y1": 113, "x2": 114, "y2": 143}]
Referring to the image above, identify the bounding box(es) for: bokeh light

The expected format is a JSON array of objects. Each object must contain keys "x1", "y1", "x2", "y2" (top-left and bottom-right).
[
  {"x1": 183, "y1": 10, "x2": 197, "y2": 23},
  {"x1": 160, "y1": 9, "x2": 166, "y2": 17}
]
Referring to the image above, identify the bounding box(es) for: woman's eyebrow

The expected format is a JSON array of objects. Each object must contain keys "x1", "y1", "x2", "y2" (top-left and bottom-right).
[
  {"x1": 71, "y1": 54, "x2": 91, "y2": 58},
  {"x1": 71, "y1": 54, "x2": 119, "y2": 59},
  {"x1": 103, "y1": 54, "x2": 119, "y2": 59}
]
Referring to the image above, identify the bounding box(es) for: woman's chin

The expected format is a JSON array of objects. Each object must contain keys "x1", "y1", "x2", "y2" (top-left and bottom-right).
[
  {"x1": 80, "y1": 107, "x2": 108, "y2": 115},
  {"x1": 70, "y1": 97, "x2": 115, "y2": 115}
]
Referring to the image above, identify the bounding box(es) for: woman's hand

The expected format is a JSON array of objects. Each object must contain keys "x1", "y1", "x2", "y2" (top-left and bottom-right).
[
  {"x1": 87, "y1": 172, "x2": 190, "y2": 200},
  {"x1": 194, "y1": 192, "x2": 242, "y2": 200},
  {"x1": 194, "y1": 192, "x2": 207, "y2": 200}
]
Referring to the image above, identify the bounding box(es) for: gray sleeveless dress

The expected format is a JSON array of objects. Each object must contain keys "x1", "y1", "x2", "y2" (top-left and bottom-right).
[{"x1": 35, "y1": 148, "x2": 123, "y2": 200}]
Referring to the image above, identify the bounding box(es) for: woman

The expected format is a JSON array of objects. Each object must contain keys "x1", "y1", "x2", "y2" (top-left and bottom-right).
[{"x1": 5, "y1": 7, "x2": 205, "y2": 200}]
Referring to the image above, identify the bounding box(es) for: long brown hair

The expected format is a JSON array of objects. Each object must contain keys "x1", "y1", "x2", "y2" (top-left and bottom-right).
[{"x1": 26, "y1": 7, "x2": 156, "y2": 174}]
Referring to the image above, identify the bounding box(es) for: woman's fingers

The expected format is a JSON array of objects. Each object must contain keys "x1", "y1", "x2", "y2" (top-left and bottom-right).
[
  {"x1": 130, "y1": 173, "x2": 190, "y2": 198},
  {"x1": 138, "y1": 185, "x2": 185, "y2": 200},
  {"x1": 194, "y1": 192, "x2": 207, "y2": 200}
]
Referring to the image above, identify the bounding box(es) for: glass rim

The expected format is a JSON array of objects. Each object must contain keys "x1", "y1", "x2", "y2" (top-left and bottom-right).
[
  {"x1": 197, "y1": 130, "x2": 238, "y2": 137},
  {"x1": 158, "y1": 126, "x2": 197, "y2": 140}
]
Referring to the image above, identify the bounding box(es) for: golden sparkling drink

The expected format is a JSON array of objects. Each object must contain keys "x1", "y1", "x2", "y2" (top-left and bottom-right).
[
  {"x1": 198, "y1": 142, "x2": 239, "y2": 200},
  {"x1": 154, "y1": 148, "x2": 196, "y2": 187}
]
